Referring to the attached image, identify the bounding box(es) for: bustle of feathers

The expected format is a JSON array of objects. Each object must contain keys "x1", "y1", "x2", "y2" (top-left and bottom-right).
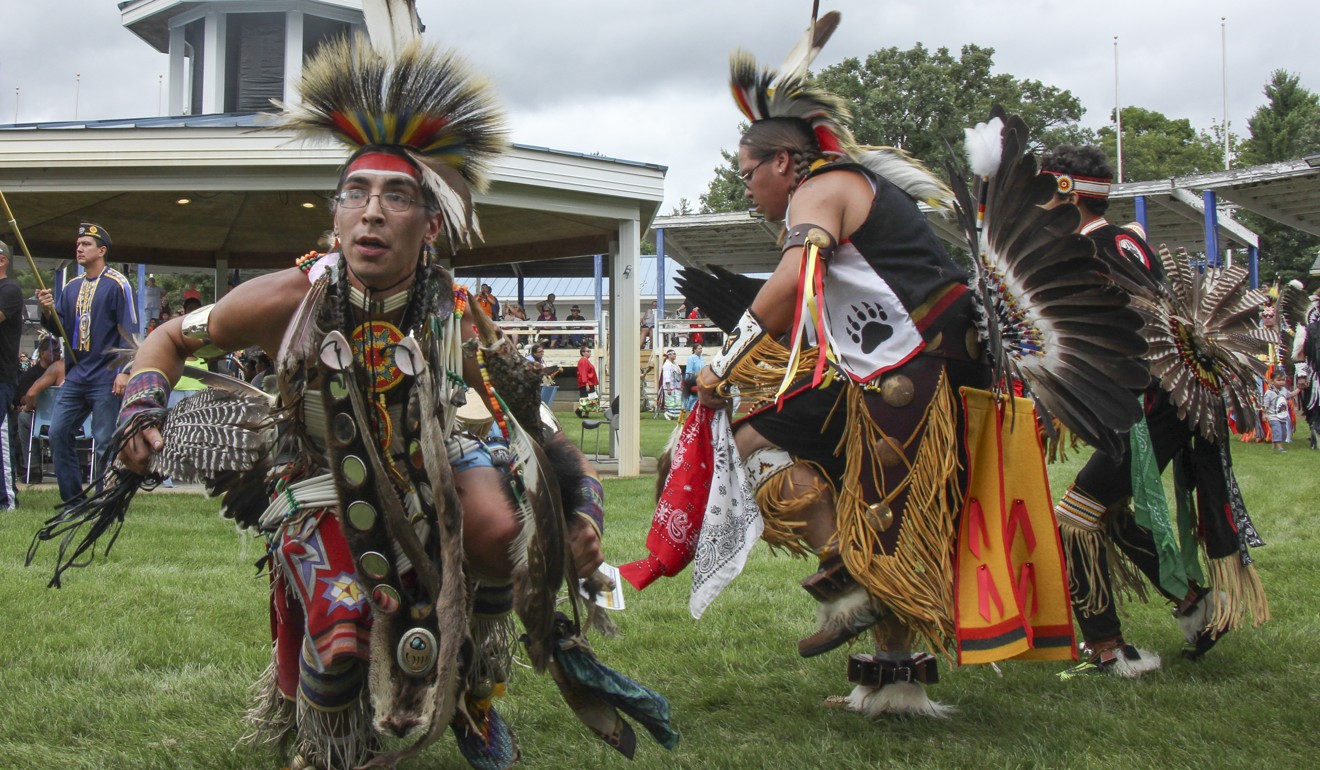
[
  {"x1": 948, "y1": 107, "x2": 1149, "y2": 457},
  {"x1": 152, "y1": 389, "x2": 274, "y2": 481},
  {"x1": 856, "y1": 147, "x2": 956, "y2": 211},
  {"x1": 271, "y1": 35, "x2": 507, "y2": 250},
  {"x1": 1139, "y1": 245, "x2": 1270, "y2": 441}
]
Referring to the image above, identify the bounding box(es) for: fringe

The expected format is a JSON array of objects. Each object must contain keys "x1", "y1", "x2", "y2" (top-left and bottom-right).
[
  {"x1": 239, "y1": 655, "x2": 296, "y2": 750},
  {"x1": 1206, "y1": 555, "x2": 1271, "y2": 633},
  {"x1": 722, "y1": 336, "x2": 819, "y2": 403},
  {"x1": 753, "y1": 461, "x2": 829, "y2": 558},
  {"x1": 1043, "y1": 419, "x2": 1082, "y2": 464},
  {"x1": 835, "y1": 371, "x2": 961, "y2": 659},
  {"x1": 470, "y1": 610, "x2": 518, "y2": 689},
  {"x1": 1105, "y1": 505, "x2": 1153, "y2": 604},
  {"x1": 293, "y1": 687, "x2": 374, "y2": 770},
  {"x1": 1060, "y1": 524, "x2": 1109, "y2": 615}
]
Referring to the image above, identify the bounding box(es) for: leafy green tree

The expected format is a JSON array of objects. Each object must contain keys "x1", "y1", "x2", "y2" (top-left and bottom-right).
[
  {"x1": 1238, "y1": 70, "x2": 1320, "y2": 284},
  {"x1": 1096, "y1": 106, "x2": 1225, "y2": 181},
  {"x1": 699, "y1": 147, "x2": 748, "y2": 214},
  {"x1": 813, "y1": 43, "x2": 1087, "y2": 170}
]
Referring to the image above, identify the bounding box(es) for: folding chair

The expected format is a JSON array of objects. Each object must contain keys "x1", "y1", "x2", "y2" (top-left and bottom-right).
[{"x1": 24, "y1": 387, "x2": 58, "y2": 483}]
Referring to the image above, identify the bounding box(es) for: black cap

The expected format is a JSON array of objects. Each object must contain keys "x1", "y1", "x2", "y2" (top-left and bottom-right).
[{"x1": 78, "y1": 221, "x2": 112, "y2": 247}]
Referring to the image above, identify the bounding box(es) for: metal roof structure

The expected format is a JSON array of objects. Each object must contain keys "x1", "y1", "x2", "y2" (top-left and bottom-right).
[{"x1": 655, "y1": 156, "x2": 1320, "y2": 275}]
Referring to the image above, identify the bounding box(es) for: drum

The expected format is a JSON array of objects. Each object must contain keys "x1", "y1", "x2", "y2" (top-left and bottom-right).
[{"x1": 454, "y1": 388, "x2": 495, "y2": 437}]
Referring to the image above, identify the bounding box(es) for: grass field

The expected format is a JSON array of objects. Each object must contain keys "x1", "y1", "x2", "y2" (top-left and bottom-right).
[{"x1": 1, "y1": 436, "x2": 1317, "y2": 769}]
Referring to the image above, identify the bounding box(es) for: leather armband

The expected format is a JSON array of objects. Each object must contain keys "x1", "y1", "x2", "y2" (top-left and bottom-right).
[
  {"x1": 708, "y1": 309, "x2": 768, "y2": 392},
  {"x1": 117, "y1": 368, "x2": 171, "y2": 428},
  {"x1": 181, "y1": 304, "x2": 228, "y2": 360},
  {"x1": 783, "y1": 223, "x2": 838, "y2": 260}
]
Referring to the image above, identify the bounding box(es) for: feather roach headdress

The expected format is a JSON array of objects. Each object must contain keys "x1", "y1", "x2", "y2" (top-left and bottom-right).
[
  {"x1": 272, "y1": 30, "x2": 507, "y2": 250},
  {"x1": 729, "y1": 10, "x2": 954, "y2": 209}
]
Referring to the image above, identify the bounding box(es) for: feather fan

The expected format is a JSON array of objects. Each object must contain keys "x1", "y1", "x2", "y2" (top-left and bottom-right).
[
  {"x1": 675, "y1": 264, "x2": 765, "y2": 333},
  {"x1": 948, "y1": 107, "x2": 1150, "y2": 456},
  {"x1": 27, "y1": 388, "x2": 274, "y2": 587}
]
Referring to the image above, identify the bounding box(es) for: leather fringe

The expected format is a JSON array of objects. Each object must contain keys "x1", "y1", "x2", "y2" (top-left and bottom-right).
[
  {"x1": 753, "y1": 461, "x2": 829, "y2": 558},
  {"x1": 1206, "y1": 555, "x2": 1270, "y2": 633},
  {"x1": 239, "y1": 654, "x2": 295, "y2": 750},
  {"x1": 1060, "y1": 523, "x2": 1110, "y2": 616},
  {"x1": 722, "y1": 337, "x2": 819, "y2": 403},
  {"x1": 835, "y1": 371, "x2": 961, "y2": 658}
]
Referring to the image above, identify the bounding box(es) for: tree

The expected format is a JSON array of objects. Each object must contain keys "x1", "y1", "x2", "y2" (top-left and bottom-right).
[
  {"x1": 813, "y1": 43, "x2": 1087, "y2": 171},
  {"x1": 1238, "y1": 70, "x2": 1320, "y2": 284},
  {"x1": 1096, "y1": 106, "x2": 1225, "y2": 181},
  {"x1": 699, "y1": 147, "x2": 748, "y2": 214},
  {"x1": 699, "y1": 44, "x2": 1088, "y2": 212},
  {"x1": 1240, "y1": 70, "x2": 1320, "y2": 166}
]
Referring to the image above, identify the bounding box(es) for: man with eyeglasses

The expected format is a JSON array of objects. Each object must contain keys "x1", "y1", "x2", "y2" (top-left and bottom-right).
[{"x1": 109, "y1": 36, "x2": 639, "y2": 768}]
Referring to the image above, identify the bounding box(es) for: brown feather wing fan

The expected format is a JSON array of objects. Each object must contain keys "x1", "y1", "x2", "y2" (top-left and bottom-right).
[
  {"x1": 949, "y1": 108, "x2": 1150, "y2": 457},
  {"x1": 1139, "y1": 245, "x2": 1270, "y2": 441}
]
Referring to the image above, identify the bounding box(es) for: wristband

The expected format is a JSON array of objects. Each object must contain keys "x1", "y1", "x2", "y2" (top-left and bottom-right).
[
  {"x1": 572, "y1": 475, "x2": 605, "y2": 538},
  {"x1": 117, "y1": 368, "x2": 171, "y2": 428},
  {"x1": 705, "y1": 309, "x2": 769, "y2": 397}
]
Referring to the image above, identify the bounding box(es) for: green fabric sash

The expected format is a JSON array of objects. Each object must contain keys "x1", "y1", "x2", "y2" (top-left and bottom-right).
[{"x1": 1129, "y1": 416, "x2": 1195, "y2": 597}]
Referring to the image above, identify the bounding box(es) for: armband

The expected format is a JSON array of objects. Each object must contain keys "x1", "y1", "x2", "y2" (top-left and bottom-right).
[
  {"x1": 707, "y1": 309, "x2": 769, "y2": 396},
  {"x1": 117, "y1": 368, "x2": 171, "y2": 428},
  {"x1": 181, "y1": 304, "x2": 227, "y2": 360},
  {"x1": 782, "y1": 223, "x2": 837, "y2": 260},
  {"x1": 572, "y1": 475, "x2": 605, "y2": 538}
]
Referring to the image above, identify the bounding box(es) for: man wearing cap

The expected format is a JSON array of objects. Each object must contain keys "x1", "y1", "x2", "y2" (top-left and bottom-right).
[
  {"x1": 35, "y1": 222, "x2": 137, "y2": 503},
  {"x1": 565, "y1": 303, "x2": 588, "y2": 347},
  {"x1": 0, "y1": 240, "x2": 25, "y2": 508}
]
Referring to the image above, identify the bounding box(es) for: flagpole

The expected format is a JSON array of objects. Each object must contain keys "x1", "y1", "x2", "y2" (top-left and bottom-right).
[{"x1": 1114, "y1": 37, "x2": 1123, "y2": 182}]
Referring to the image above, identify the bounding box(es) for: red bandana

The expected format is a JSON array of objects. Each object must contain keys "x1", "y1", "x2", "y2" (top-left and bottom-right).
[{"x1": 620, "y1": 407, "x2": 716, "y2": 590}]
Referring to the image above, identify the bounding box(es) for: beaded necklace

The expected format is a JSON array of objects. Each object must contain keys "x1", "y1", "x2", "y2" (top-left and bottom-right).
[{"x1": 74, "y1": 271, "x2": 102, "y2": 351}]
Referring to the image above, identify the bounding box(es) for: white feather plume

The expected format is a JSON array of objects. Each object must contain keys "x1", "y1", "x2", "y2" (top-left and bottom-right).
[
  {"x1": 361, "y1": 0, "x2": 421, "y2": 59},
  {"x1": 964, "y1": 117, "x2": 1005, "y2": 177},
  {"x1": 856, "y1": 147, "x2": 956, "y2": 211}
]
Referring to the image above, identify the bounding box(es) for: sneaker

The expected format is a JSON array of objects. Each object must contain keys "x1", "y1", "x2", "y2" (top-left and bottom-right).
[{"x1": 1058, "y1": 642, "x2": 1159, "y2": 680}]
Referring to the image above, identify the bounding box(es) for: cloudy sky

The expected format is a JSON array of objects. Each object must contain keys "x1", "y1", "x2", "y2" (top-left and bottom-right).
[{"x1": 3, "y1": 0, "x2": 1317, "y2": 213}]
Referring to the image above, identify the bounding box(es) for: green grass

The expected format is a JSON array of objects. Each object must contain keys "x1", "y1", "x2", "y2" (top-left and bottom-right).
[{"x1": 2, "y1": 438, "x2": 1318, "y2": 769}]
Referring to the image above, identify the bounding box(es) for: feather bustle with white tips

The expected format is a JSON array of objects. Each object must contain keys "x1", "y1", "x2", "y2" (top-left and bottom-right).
[
  {"x1": 856, "y1": 147, "x2": 956, "y2": 211},
  {"x1": 948, "y1": 107, "x2": 1149, "y2": 456},
  {"x1": 1140, "y1": 245, "x2": 1270, "y2": 440}
]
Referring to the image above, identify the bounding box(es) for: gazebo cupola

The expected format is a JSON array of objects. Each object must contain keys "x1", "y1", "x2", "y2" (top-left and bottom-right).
[{"x1": 119, "y1": 0, "x2": 368, "y2": 117}]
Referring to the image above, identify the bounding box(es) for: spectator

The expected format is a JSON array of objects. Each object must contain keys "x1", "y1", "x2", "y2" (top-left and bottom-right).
[
  {"x1": 159, "y1": 308, "x2": 173, "y2": 325},
  {"x1": 15, "y1": 337, "x2": 64, "y2": 480},
  {"x1": 660, "y1": 349, "x2": 682, "y2": 420},
  {"x1": 641, "y1": 300, "x2": 657, "y2": 350},
  {"x1": 145, "y1": 318, "x2": 160, "y2": 336},
  {"x1": 182, "y1": 296, "x2": 202, "y2": 314},
  {"x1": 536, "y1": 297, "x2": 560, "y2": 347},
  {"x1": 683, "y1": 342, "x2": 705, "y2": 413},
  {"x1": 565, "y1": 304, "x2": 588, "y2": 347},
  {"x1": 526, "y1": 344, "x2": 561, "y2": 406},
  {"x1": 34, "y1": 221, "x2": 136, "y2": 503},
  {"x1": 0, "y1": 240, "x2": 24, "y2": 507},
  {"x1": 143, "y1": 276, "x2": 162, "y2": 320},
  {"x1": 503, "y1": 302, "x2": 527, "y2": 344},
  {"x1": 1262, "y1": 371, "x2": 1300, "y2": 452},
  {"x1": 475, "y1": 283, "x2": 500, "y2": 319},
  {"x1": 576, "y1": 346, "x2": 598, "y2": 399},
  {"x1": 182, "y1": 281, "x2": 202, "y2": 303},
  {"x1": 687, "y1": 304, "x2": 704, "y2": 346},
  {"x1": 673, "y1": 302, "x2": 688, "y2": 347}
]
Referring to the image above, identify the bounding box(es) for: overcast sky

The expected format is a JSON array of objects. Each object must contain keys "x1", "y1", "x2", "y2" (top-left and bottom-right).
[{"x1": 3, "y1": 1, "x2": 1317, "y2": 213}]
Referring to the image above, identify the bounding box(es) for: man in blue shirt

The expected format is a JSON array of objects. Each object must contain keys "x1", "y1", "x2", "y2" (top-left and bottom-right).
[
  {"x1": 35, "y1": 222, "x2": 136, "y2": 502},
  {"x1": 683, "y1": 342, "x2": 705, "y2": 413}
]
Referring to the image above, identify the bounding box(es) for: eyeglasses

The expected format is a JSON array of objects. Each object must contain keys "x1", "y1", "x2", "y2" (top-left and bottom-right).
[
  {"x1": 737, "y1": 158, "x2": 769, "y2": 185},
  {"x1": 335, "y1": 189, "x2": 417, "y2": 212}
]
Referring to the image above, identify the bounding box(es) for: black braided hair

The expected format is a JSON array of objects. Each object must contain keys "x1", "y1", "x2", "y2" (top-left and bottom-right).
[{"x1": 740, "y1": 118, "x2": 827, "y2": 188}]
